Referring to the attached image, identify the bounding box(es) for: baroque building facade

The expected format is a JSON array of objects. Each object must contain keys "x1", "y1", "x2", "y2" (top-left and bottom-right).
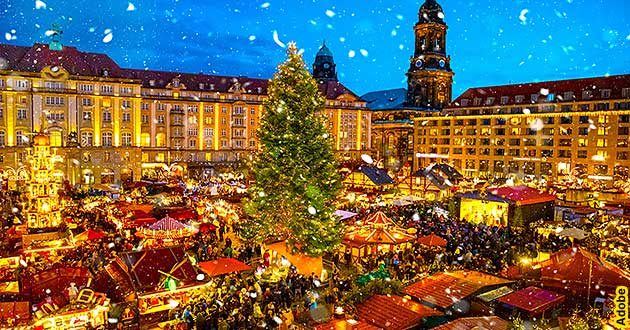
[
  {"x1": 0, "y1": 38, "x2": 369, "y2": 186},
  {"x1": 362, "y1": 0, "x2": 453, "y2": 171}
]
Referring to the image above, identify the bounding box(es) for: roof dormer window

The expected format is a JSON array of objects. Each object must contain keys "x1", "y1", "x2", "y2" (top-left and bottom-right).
[
  {"x1": 199, "y1": 83, "x2": 205, "y2": 90},
  {"x1": 515, "y1": 95, "x2": 524, "y2": 103},
  {"x1": 149, "y1": 80, "x2": 155, "y2": 87},
  {"x1": 601, "y1": 89, "x2": 611, "y2": 98}
]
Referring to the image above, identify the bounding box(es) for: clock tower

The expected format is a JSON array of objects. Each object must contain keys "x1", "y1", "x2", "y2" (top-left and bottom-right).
[
  {"x1": 405, "y1": 0, "x2": 454, "y2": 109},
  {"x1": 313, "y1": 41, "x2": 338, "y2": 82}
]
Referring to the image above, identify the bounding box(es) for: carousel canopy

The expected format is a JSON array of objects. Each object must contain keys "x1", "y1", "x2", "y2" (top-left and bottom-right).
[
  {"x1": 404, "y1": 271, "x2": 513, "y2": 309},
  {"x1": 356, "y1": 294, "x2": 442, "y2": 330},
  {"x1": 197, "y1": 258, "x2": 251, "y2": 277},
  {"x1": 417, "y1": 233, "x2": 447, "y2": 247},
  {"x1": 344, "y1": 211, "x2": 415, "y2": 247},
  {"x1": 497, "y1": 286, "x2": 565, "y2": 316},
  {"x1": 431, "y1": 316, "x2": 509, "y2": 330},
  {"x1": 540, "y1": 246, "x2": 630, "y2": 294},
  {"x1": 147, "y1": 216, "x2": 188, "y2": 230}
]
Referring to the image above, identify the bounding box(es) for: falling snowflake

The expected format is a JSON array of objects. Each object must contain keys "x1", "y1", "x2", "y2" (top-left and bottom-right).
[
  {"x1": 272, "y1": 30, "x2": 285, "y2": 48},
  {"x1": 307, "y1": 206, "x2": 317, "y2": 215},
  {"x1": 35, "y1": 0, "x2": 46, "y2": 9},
  {"x1": 361, "y1": 154, "x2": 373, "y2": 164},
  {"x1": 359, "y1": 49, "x2": 368, "y2": 57},
  {"x1": 325, "y1": 9, "x2": 335, "y2": 18},
  {"x1": 260, "y1": 2, "x2": 270, "y2": 9},
  {"x1": 519, "y1": 9, "x2": 529, "y2": 24},
  {"x1": 248, "y1": 35, "x2": 256, "y2": 41},
  {"x1": 529, "y1": 118, "x2": 544, "y2": 131},
  {"x1": 348, "y1": 50, "x2": 356, "y2": 58},
  {"x1": 539, "y1": 88, "x2": 549, "y2": 96},
  {"x1": 126, "y1": 2, "x2": 136, "y2": 11},
  {"x1": 103, "y1": 31, "x2": 113, "y2": 43}
]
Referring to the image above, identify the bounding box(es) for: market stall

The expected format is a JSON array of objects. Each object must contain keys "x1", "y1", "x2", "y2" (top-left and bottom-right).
[
  {"x1": 497, "y1": 286, "x2": 565, "y2": 318},
  {"x1": 136, "y1": 216, "x2": 193, "y2": 246},
  {"x1": 355, "y1": 294, "x2": 442, "y2": 330},
  {"x1": 342, "y1": 166, "x2": 394, "y2": 192}
]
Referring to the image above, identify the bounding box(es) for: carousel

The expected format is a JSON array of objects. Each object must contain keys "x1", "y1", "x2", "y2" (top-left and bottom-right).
[
  {"x1": 136, "y1": 216, "x2": 193, "y2": 247},
  {"x1": 342, "y1": 211, "x2": 415, "y2": 262}
]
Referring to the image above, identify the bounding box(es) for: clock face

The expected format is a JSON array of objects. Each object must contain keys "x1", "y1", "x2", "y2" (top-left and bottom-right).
[
  {"x1": 323, "y1": 63, "x2": 330, "y2": 69},
  {"x1": 439, "y1": 59, "x2": 446, "y2": 68},
  {"x1": 415, "y1": 60, "x2": 423, "y2": 68}
]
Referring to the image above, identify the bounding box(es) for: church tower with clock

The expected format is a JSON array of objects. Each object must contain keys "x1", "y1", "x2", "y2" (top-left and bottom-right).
[
  {"x1": 313, "y1": 41, "x2": 338, "y2": 82},
  {"x1": 406, "y1": 0, "x2": 454, "y2": 109}
]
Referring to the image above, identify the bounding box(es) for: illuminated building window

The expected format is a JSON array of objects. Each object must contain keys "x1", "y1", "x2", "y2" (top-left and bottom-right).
[
  {"x1": 597, "y1": 127, "x2": 609, "y2": 136},
  {"x1": 16, "y1": 130, "x2": 27, "y2": 146},
  {"x1": 102, "y1": 112, "x2": 112, "y2": 123},
  {"x1": 50, "y1": 131, "x2": 62, "y2": 147},
  {"x1": 122, "y1": 112, "x2": 131, "y2": 122},
  {"x1": 142, "y1": 152, "x2": 149, "y2": 162},
  {"x1": 540, "y1": 163, "x2": 552, "y2": 176},
  {"x1": 597, "y1": 139, "x2": 608, "y2": 147},
  {"x1": 81, "y1": 132, "x2": 93, "y2": 146},
  {"x1": 121, "y1": 132, "x2": 132, "y2": 146},
  {"x1": 101, "y1": 132, "x2": 113, "y2": 147},
  {"x1": 141, "y1": 115, "x2": 148, "y2": 124},
  {"x1": 0, "y1": 131, "x2": 4, "y2": 146},
  {"x1": 82, "y1": 98, "x2": 92, "y2": 106},
  {"x1": 140, "y1": 133, "x2": 150, "y2": 147},
  {"x1": 189, "y1": 139, "x2": 197, "y2": 148},
  {"x1": 17, "y1": 109, "x2": 27, "y2": 119},
  {"x1": 156, "y1": 133, "x2": 165, "y2": 147}
]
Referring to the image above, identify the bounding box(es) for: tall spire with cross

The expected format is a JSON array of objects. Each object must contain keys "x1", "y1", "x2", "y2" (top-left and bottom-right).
[{"x1": 48, "y1": 23, "x2": 63, "y2": 51}]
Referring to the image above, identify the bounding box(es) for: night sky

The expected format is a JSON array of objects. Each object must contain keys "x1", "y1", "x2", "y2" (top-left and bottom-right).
[{"x1": 1, "y1": 0, "x2": 629, "y2": 97}]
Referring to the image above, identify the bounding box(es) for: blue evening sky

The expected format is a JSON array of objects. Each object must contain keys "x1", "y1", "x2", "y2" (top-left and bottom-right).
[{"x1": 1, "y1": 0, "x2": 629, "y2": 97}]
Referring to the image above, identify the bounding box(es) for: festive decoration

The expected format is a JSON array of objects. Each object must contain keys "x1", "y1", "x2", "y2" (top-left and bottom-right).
[
  {"x1": 243, "y1": 42, "x2": 343, "y2": 257},
  {"x1": 26, "y1": 134, "x2": 62, "y2": 230}
]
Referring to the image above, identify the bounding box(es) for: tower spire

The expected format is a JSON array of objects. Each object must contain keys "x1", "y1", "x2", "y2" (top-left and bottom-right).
[{"x1": 48, "y1": 23, "x2": 63, "y2": 51}]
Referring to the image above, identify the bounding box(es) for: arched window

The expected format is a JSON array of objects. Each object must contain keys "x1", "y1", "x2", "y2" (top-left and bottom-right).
[
  {"x1": 121, "y1": 132, "x2": 132, "y2": 147},
  {"x1": 102, "y1": 132, "x2": 113, "y2": 147},
  {"x1": 81, "y1": 131, "x2": 93, "y2": 147}
]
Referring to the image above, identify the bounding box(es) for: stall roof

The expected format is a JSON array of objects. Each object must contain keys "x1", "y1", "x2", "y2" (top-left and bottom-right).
[
  {"x1": 356, "y1": 166, "x2": 395, "y2": 185},
  {"x1": 476, "y1": 286, "x2": 514, "y2": 303},
  {"x1": 404, "y1": 271, "x2": 513, "y2": 309},
  {"x1": 0, "y1": 301, "x2": 30, "y2": 324},
  {"x1": 540, "y1": 246, "x2": 630, "y2": 295},
  {"x1": 488, "y1": 186, "x2": 556, "y2": 206},
  {"x1": 313, "y1": 319, "x2": 379, "y2": 330},
  {"x1": 197, "y1": 258, "x2": 251, "y2": 277},
  {"x1": 357, "y1": 294, "x2": 442, "y2": 330},
  {"x1": 116, "y1": 247, "x2": 201, "y2": 293},
  {"x1": 23, "y1": 267, "x2": 93, "y2": 302},
  {"x1": 497, "y1": 286, "x2": 565, "y2": 315},
  {"x1": 431, "y1": 316, "x2": 509, "y2": 330}
]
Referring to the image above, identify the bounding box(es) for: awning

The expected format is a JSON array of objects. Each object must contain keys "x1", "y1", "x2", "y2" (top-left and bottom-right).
[
  {"x1": 197, "y1": 258, "x2": 251, "y2": 277},
  {"x1": 417, "y1": 233, "x2": 447, "y2": 247}
]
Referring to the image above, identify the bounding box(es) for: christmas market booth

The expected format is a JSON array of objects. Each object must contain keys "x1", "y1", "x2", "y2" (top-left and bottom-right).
[
  {"x1": 496, "y1": 286, "x2": 565, "y2": 318},
  {"x1": 350, "y1": 294, "x2": 443, "y2": 330},
  {"x1": 403, "y1": 270, "x2": 513, "y2": 316},
  {"x1": 458, "y1": 186, "x2": 556, "y2": 227},
  {"x1": 342, "y1": 211, "x2": 415, "y2": 262},
  {"x1": 408, "y1": 163, "x2": 463, "y2": 200},
  {"x1": 99, "y1": 247, "x2": 210, "y2": 328},
  {"x1": 342, "y1": 166, "x2": 394, "y2": 192},
  {"x1": 431, "y1": 316, "x2": 509, "y2": 330},
  {"x1": 136, "y1": 216, "x2": 193, "y2": 247}
]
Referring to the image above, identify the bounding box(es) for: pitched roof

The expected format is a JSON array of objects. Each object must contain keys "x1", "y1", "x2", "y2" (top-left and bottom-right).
[
  {"x1": 357, "y1": 166, "x2": 395, "y2": 185},
  {"x1": 431, "y1": 316, "x2": 509, "y2": 330},
  {"x1": 313, "y1": 319, "x2": 379, "y2": 330},
  {"x1": 497, "y1": 286, "x2": 565, "y2": 315},
  {"x1": 362, "y1": 88, "x2": 407, "y2": 110},
  {"x1": 116, "y1": 247, "x2": 201, "y2": 293},
  {"x1": 357, "y1": 294, "x2": 441, "y2": 330},
  {"x1": 488, "y1": 186, "x2": 556, "y2": 206},
  {"x1": 449, "y1": 74, "x2": 630, "y2": 108},
  {"x1": 403, "y1": 271, "x2": 512, "y2": 309},
  {"x1": 0, "y1": 42, "x2": 362, "y2": 99},
  {"x1": 318, "y1": 80, "x2": 361, "y2": 100}
]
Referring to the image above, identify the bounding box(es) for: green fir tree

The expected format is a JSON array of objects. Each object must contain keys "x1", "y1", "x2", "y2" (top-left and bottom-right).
[{"x1": 243, "y1": 43, "x2": 343, "y2": 257}]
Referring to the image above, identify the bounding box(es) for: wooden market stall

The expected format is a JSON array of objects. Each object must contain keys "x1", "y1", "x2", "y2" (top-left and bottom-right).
[
  {"x1": 99, "y1": 247, "x2": 211, "y2": 328},
  {"x1": 355, "y1": 294, "x2": 442, "y2": 330},
  {"x1": 342, "y1": 211, "x2": 415, "y2": 262},
  {"x1": 431, "y1": 316, "x2": 509, "y2": 330},
  {"x1": 342, "y1": 166, "x2": 394, "y2": 192},
  {"x1": 458, "y1": 186, "x2": 556, "y2": 227},
  {"x1": 496, "y1": 286, "x2": 565, "y2": 318}
]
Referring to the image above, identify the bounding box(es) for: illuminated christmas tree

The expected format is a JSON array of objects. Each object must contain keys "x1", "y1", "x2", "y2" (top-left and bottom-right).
[
  {"x1": 26, "y1": 134, "x2": 62, "y2": 230},
  {"x1": 244, "y1": 43, "x2": 343, "y2": 257}
]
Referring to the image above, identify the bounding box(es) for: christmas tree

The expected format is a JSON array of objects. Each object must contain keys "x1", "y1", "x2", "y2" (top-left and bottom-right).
[{"x1": 243, "y1": 42, "x2": 343, "y2": 257}]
